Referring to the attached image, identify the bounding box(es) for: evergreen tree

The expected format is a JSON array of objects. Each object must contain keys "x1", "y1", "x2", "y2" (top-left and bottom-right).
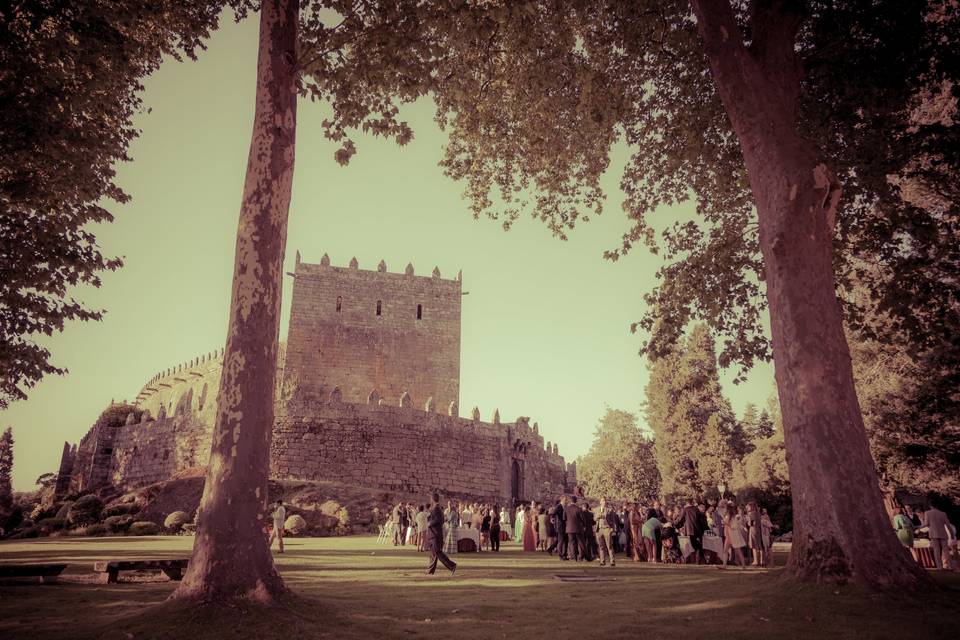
[
  {"x1": 0, "y1": 427, "x2": 13, "y2": 510},
  {"x1": 577, "y1": 408, "x2": 660, "y2": 503},
  {"x1": 646, "y1": 324, "x2": 740, "y2": 498}
]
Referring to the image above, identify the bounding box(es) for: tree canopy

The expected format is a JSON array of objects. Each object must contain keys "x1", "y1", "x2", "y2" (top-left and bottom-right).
[
  {"x1": 576, "y1": 408, "x2": 660, "y2": 502},
  {"x1": 0, "y1": 1, "x2": 230, "y2": 408}
]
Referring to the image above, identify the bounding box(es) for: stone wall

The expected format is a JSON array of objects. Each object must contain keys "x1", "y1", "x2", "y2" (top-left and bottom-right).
[
  {"x1": 60, "y1": 397, "x2": 572, "y2": 505},
  {"x1": 108, "y1": 413, "x2": 213, "y2": 488},
  {"x1": 271, "y1": 401, "x2": 570, "y2": 504},
  {"x1": 283, "y1": 255, "x2": 461, "y2": 412}
]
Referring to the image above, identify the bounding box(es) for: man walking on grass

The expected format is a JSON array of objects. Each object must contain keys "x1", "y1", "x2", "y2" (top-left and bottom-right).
[{"x1": 426, "y1": 493, "x2": 457, "y2": 575}]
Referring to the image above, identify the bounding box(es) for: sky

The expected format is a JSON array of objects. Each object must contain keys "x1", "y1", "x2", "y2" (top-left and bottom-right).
[{"x1": 2, "y1": 13, "x2": 776, "y2": 491}]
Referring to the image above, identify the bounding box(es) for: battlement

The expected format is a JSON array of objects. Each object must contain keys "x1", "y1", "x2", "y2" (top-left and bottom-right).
[{"x1": 294, "y1": 251, "x2": 462, "y2": 287}]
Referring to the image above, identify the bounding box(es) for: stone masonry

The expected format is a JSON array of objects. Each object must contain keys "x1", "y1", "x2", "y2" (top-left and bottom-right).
[{"x1": 57, "y1": 255, "x2": 574, "y2": 505}]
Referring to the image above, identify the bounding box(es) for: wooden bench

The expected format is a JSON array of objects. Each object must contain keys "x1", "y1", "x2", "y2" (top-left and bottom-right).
[
  {"x1": 93, "y1": 559, "x2": 189, "y2": 584},
  {"x1": 0, "y1": 563, "x2": 68, "y2": 584}
]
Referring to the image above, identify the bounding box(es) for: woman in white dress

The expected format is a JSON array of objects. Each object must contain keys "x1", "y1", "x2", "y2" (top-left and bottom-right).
[
  {"x1": 722, "y1": 502, "x2": 746, "y2": 566},
  {"x1": 499, "y1": 507, "x2": 512, "y2": 539}
]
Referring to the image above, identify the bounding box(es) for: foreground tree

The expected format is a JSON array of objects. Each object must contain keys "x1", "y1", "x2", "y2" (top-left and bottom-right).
[
  {"x1": 171, "y1": 0, "x2": 297, "y2": 604},
  {"x1": 427, "y1": 0, "x2": 938, "y2": 588},
  {"x1": 577, "y1": 408, "x2": 660, "y2": 502},
  {"x1": 688, "y1": 0, "x2": 929, "y2": 588},
  {"x1": 172, "y1": 0, "x2": 441, "y2": 603}
]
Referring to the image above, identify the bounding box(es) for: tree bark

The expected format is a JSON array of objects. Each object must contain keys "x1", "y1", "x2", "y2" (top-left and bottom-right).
[
  {"x1": 171, "y1": 0, "x2": 298, "y2": 604},
  {"x1": 689, "y1": 0, "x2": 931, "y2": 590}
]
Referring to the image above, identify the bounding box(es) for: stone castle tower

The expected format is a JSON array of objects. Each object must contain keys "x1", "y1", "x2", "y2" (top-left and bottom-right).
[
  {"x1": 56, "y1": 254, "x2": 575, "y2": 503},
  {"x1": 283, "y1": 253, "x2": 461, "y2": 411}
]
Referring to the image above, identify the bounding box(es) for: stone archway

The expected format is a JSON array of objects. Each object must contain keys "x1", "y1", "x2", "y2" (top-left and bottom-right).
[{"x1": 511, "y1": 459, "x2": 523, "y2": 502}]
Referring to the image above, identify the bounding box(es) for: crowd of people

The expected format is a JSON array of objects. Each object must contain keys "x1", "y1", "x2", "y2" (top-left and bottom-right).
[
  {"x1": 510, "y1": 494, "x2": 777, "y2": 566},
  {"x1": 384, "y1": 493, "x2": 778, "y2": 567}
]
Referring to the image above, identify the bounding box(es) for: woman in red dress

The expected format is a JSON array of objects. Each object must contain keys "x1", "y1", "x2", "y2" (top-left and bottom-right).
[{"x1": 522, "y1": 505, "x2": 536, "y2": 551}]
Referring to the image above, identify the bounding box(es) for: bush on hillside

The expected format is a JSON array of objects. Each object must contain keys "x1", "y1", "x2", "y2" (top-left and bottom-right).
[
  {"x1": 129, "y1": 521, "x2": 160, "y2": 536},
  {"x1": 37, "y1": 517, "x2": 65, "y2": 532},
  {"x1": 163, "y1": 511, "x2": 190, "y2": 533},
  {"x1": 67, "y1": 495, "x2": 104, "y2": 527},
  {"x1": 284, "y1": 514, "x2": 307, "y2": 535},
  {"x1": 73, "y1": 523, "x2": 107, "y2": 537},
  {"x1": 104, "y1": 514, "x2": 134, "y2": 533}
]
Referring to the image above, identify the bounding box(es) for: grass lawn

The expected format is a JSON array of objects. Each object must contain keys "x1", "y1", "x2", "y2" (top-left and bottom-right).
[{"x1": 1, "y1": 535, "x2": 958, "y2": 639}]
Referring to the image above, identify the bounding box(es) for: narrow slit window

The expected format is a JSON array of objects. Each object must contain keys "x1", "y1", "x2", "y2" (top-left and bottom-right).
[
  {"x1": 417, "y1": 304, "x2": 422, "y2": 320},
  {"x1": 376, "y1": 300, "x2": 382, "y2": 316},
  {"x1": 336, "y1": 296, "x2": 342, "y2": 312}
]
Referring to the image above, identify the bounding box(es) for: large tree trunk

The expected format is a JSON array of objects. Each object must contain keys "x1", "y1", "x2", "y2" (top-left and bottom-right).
[
  {"x1": 171, "y1": 0, "x2": 298, "y2": 604},
  {"x1": 689, "y1": 0, "x2": 930, "y2": 590}
]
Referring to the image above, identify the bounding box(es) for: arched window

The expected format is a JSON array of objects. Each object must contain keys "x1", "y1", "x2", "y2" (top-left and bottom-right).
[
  {"x1": 417, "y1": 304, "x2": 422, "y2": 320},
  {"x1": 376, "y1": 300, "x2": 382, "y2": 316},
  {"x1": 336, "y1": 296, "x2": 342, "y2": 312}
]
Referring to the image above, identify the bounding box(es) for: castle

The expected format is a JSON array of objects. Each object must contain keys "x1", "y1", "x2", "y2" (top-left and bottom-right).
[{"x1": 56, "y1": 254, "x2": 575, "y2": 505}]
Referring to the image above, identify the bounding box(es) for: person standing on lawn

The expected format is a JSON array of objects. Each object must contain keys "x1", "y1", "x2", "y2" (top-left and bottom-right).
[
  {"x1": 552, "y1": 496, "x2": 567, "y2": 559},
  {"x1": 564, "y1": 495, "x2": 584, "y2": 561},
  {"x1": 490, "y1": 507, "x2": 502, "y2": 552},
  {"x1": 595, "y1": 497, "x2": 616, "y2": 566},
  {"x1": 923, "y1": 499, "x2": 953, "y2": 570},
  {"x1": 268, "y1": 499, "x2": 286, "y2": 553},
  {"x1": 426, "y1": 493, "x2": 457, "y2": 575},
  {"x1": 391, "y1": 501, "x2": 406, "y2": 546}
]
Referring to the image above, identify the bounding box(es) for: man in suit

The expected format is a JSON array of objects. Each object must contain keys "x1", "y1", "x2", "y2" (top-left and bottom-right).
[
  {"x1": 596, "y1": 497, "x2": 617, "y2": 567},
  {"x1": 391, "y1": 501, "x2": 406, "y2": 546},
  {"x1": 673, "y1": 497, "x2": 707, "y2": 564},
  {"x1": 550, "y1": 496, "x2": 567, "y2": 559},
  {"x1": 425, "y1": 493, "x2": 457, "y2": 575},
  {"x1": 923, "y1": 499, "x2": 953, "y2": 570},
  {"x1": 564, "y1": 495, "x2": 584, "y2": 561}
]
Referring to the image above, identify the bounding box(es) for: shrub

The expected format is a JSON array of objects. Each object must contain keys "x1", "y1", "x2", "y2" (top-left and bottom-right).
[
  {"x1": 75, "y1": 524, "x2": 107, "y2": 537},
  {"x1": 55, "y1": 501, "x2": 73, "y2": 519},
  {"x1": 1, "y1": 506, "x2": 23, "y2": 531},
  {"x1": 104, "y1": 515, "x2": 134, "y2": 533},
  {"x1": 37, "y1": 517, "x2": 66, "y2": 531},
  {"x1": 163, "y1": 511, "x2": 190, "y2": 533},
  {"x1": 336, "y1": 507, "x2": 350, "y2": 534},
  {"x1": 67, "y1": 495, "x2": 104, "y2": 527},
  {"x1": 181, "y1": 523, "x2": 197, "y2": 535},
  {"x1": 284, "y1": 514, "x2": 307, "y2": 535},
  {"x1": 102, "y1": 502, "x2": 140, "y2": 518},
  {"x1": 11, "y1": 526, "x2": 39, "y2": 539},
  {"x1": 129, "y1": 521, "x2": 160, "y2": 536}
]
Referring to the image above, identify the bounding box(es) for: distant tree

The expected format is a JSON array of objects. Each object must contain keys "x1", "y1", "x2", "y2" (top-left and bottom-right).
[
  {"x1": 0, "y1": 427, "x2": 13, "y2": 509},
  {"x1": 740, "y1": 403, "x2": 776, "y2": 444},
  {"x1": 646, "y1": 324, "x2": 740, "y2": 498},
  {"x1": 35, "y1": 473, "x2": 56, "y2": 490},
  {"x1": 577, "y1": 408, "x2": 660, "y2": 503},
  {"x1": 0, "y1": 1, "x2": 227, "y2": 409}
]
